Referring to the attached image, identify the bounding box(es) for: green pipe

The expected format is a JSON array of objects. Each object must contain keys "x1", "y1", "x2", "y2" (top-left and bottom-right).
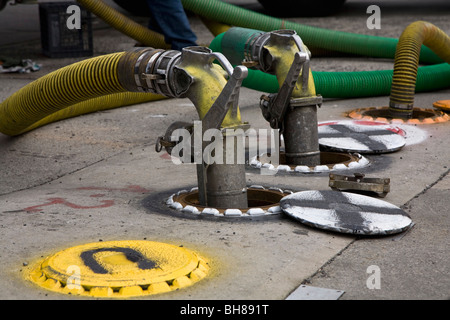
[
  {"x1": 182, "y1": 0, "x2": 443, "y2": 64},
  {"x1": 2, "y1": 0, "x2": 449, "y2": 137},
  {"x1": 209, "y1": 29, "x2": 450, "y2": 98}
]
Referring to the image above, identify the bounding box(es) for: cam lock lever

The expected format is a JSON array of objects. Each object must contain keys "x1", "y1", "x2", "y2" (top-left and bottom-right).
[
  {"x1": 260, "y1": 51, "x2": 305, "y2": 132},
  {"x1": 155, "y1": 51, "x2": 248, "y2": 159},
  {"x1": 258, "y1": 30, "x2": 318, "y2": 134},
  {"x1": 153, "y1": 47, "x2": 249, "y2": 208},
  {"x1": 194, "y1": 64, "x2": 248, "y2": 205}
]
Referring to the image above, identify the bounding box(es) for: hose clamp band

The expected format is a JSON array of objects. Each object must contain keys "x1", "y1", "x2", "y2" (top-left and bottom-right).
[
  {"x1": 245, "y1": 32, "x2": 270, "y2": 71},
  {"x1": 149, "y1": 50, "x2": 182, "y2": 97},
  {"x1": 133, "y1": 51, "x2": 151, "y2": 92},
  {"x1": 389, "y1": 102, "x2": 414, "y2": 111},
  {"x1": 143, "y1": 50, "x2": 164, "y2": 93},
  {"x1": 244, "y1": 31, "x2": 266, "y2": 63}
]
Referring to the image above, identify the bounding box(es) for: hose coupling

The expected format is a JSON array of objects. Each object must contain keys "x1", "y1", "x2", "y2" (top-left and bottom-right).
[
  {"x1": 242, "y1": 29, "x2": 310, "y2": 75},
  {"x1": 118, "y1": 46, "x2": 240, "y2": 100},
  {"x1": 118, "y1": 47, "x2": 189, "y2": 97},
  {"x1": 242, "y1": 29, "x2": 320, "y2": 166}
]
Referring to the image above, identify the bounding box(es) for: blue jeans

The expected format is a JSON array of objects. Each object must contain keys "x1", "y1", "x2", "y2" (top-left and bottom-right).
[{"x1": 146, "y1": 0, "x2": 197, "y2": 51}]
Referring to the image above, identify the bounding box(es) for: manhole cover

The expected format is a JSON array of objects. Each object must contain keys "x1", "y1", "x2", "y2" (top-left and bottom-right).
[
  {"x1": 280, "y1": 190, "x2": 413, "y2": 235},
  {"x1": 318, "y1": 123, "x2": 406, "y2": 153},
  {"x1": 28, "y1": 240, "x2": 209, "y2": 298}
]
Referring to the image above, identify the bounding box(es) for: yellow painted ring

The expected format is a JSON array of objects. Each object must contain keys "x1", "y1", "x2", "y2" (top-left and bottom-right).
[{"x1": 28, "y1": 240, "x2": 209, "y2": 298}]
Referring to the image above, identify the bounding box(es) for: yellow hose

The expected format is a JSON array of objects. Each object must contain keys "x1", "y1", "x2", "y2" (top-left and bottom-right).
[
  {"x1": 18, "y1": 92, "x2": 166, "y2": 135},
  {"x1": 0, "y1": 52, "x2": 163, "y2": 136},
  {"x1": 76, "y1": 0, "x2": 170, "y2": 49},
  {"x1": 200, "y1": 17, "x2": 231, "y2": 37},
  {"x1": 389, "y1": 21, "x2": 450, "y2": 117},
  {"x1": 0, "y1": 1, "x2": 177, "y2": 136},
  {"x1": 0, "y1": 2, "x2": 238, "y2": 136}
]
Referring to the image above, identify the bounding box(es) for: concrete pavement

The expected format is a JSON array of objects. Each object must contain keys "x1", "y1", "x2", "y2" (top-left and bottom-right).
[{"x1": 0, "y1": 0, "x2": 448, "y2": 301}]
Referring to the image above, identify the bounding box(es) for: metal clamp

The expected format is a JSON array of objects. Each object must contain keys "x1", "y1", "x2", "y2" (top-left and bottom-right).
[{"x1": 155, "y1": 121, "x2": 194, "y2": 155}]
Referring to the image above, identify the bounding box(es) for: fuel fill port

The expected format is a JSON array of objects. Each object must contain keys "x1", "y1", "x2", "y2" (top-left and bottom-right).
[
  {"x1": 250, "y1": 151, "x2": 369, "y2": 174},
  {"x1": 27, "y1": 240, "x2": 209, "y2": 298},
  {"x1": 166, "y1": 186, "x2": 293, "y2": 218}
]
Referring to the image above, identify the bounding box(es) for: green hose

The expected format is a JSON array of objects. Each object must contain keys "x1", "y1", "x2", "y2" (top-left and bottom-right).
[
  {"x1": 209, "y1": 29, "x2": 450, "y2": 98},
  {"x1": 2, "y1": 0, "x2": 450, "y2": 137}
]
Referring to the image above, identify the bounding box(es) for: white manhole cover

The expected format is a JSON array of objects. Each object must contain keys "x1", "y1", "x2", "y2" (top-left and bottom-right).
[
  {"x1": 280, "y1": 190, "x2": 413, "y2": 235},
  {"x1": 318, "y1": 122, "x2": 406, "y2": 153}
]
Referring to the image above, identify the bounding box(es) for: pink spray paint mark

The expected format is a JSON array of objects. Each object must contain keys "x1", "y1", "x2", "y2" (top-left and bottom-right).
[
  {"x1": 160, "y1": 152, "x2": 172, "y2": 160},
  {"x1": 23, "y1": 197, "x2": 115, "y2": 213}
]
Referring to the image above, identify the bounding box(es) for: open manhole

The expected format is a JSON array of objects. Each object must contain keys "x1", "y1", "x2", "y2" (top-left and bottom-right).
[
  {"x1": 250, "y1": 151, "x2": 369, "y2": 174},
  {"x1": 167, "y1": 186, "x2": 292, "y2": 218},
  {"x1": 347, "y1": 106, "x2": 450, "y2": 124},
  {"x1": 28, "y1": 240, "x2": 209, "y2": 298}
]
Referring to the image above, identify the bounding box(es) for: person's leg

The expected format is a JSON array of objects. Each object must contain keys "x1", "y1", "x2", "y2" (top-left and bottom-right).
[{"x1": 146, "y1": 0, "x2": 197, "y2": 50}]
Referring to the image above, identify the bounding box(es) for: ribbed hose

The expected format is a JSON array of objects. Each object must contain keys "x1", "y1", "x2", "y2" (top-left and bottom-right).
[
  {"x1": 0, "y1": 52, "x2": 163, "y2": 136},
  {"x1": 182, "y1": 0, "x2": 443, "y2": 64},
  {"x1": 389, "y1": 21, "x2": 450, "y2": 117},
  {"x1": 16, "y1": 92, "x2": 165, "y2": 135},
  {"x1": 76, "y1": 0, "x2": 170, "y2": 49},
  {"x1": 200, "y1": 16, "x2": 232, "y2": 37},
  {"x1": 314, "y1": 64, "x2": 450, "y2": 98},
  {"x1": 209, "y1": 29, "x2": 450, "y2": 98},
  {"x1": 2, "y1": 1, "x2": 450, "y2": 136}
]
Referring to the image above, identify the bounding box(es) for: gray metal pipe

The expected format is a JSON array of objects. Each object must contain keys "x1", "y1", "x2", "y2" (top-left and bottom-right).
[
  {"x1": 283, "y1": 104, "x2": 321, "y2": 166},
  {"x1": 203, "y1": 134, "x2": 248, "y2": 209}
]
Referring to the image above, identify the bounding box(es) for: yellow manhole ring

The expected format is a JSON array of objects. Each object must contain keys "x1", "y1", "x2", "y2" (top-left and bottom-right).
[
  {"x1": 28, "y1": 240, "x2": 209, "y2": 298},
  {"x1": 347, "y1": 106, "x2": 450, "y2": 124},
  {"x1": 433, "y1": 100, "x2": 450, "y2": 112}
]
